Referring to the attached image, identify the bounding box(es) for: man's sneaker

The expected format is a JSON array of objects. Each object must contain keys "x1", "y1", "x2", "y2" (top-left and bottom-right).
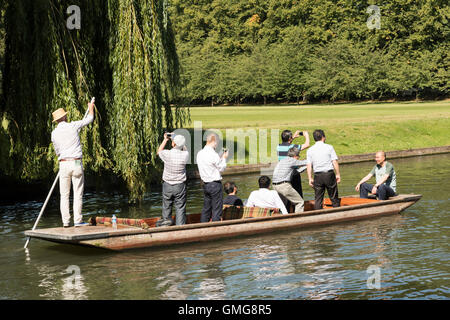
[
  {"x1": 63, "y1": 224, "x2": 70, "y2": 228},
  {"x1": 156, "y1": 219, "x2": 174, "y2": 227},
  {"x1": 74, "y1": 222, "x2": 90, "y2": 227}
]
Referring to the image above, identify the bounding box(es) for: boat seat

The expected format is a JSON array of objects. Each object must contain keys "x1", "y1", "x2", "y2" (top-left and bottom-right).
[
  {"x1": 222, "y1": 205, "x2": 280, "y2": 220},
  {"x1": 93, "y1": 216, "x2": 150, "y2": 229},
  {"x1": 322, "y1": 197, "x2": 379, "y2": 208}
]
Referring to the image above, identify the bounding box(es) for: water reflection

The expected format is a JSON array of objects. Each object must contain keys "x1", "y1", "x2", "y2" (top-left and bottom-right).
[
  {"x1": 0, "y1": 154, "x2": 449, "y2": 299},
  {"x1": 195, "y1": 278, "x2": 227, "y2": 300},
  {"x1": 156, "y1": 271, "x2": 188, "y2": 300}
]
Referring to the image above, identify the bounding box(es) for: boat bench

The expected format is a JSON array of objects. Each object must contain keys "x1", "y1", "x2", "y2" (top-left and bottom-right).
[
  {"x1": 222, "y1": 205, "x2": 280, "y2": 220},
  {"x1": 92, "y1": 216, "x2": 150, "y2": 229}
]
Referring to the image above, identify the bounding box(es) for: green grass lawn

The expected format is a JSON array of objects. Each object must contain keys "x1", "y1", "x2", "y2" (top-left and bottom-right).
[{"x1": 183, "y1": 100, "x2": 450, "y2": 163}]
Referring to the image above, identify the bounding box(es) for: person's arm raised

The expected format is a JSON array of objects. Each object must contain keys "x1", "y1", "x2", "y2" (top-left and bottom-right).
[
  {"x1": 73, "y1": 99, "x2": 95, "y2": 130},
  {"x1": 157, "y1": 133, "x2": 170, "y2": 156},
  {"x1": 300, "y1": 131, "x2": 310, "y2": 151},
  {"x1": 215, "y1": 149, "x2": 228, "y2": 172}
]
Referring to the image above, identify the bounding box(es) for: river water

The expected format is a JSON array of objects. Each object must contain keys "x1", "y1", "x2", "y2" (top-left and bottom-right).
[{"x1": 0, "y1": 154, "x2": 449, "y2": 299}]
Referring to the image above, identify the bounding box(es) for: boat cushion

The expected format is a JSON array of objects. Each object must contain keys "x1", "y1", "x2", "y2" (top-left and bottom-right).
[
  {"x1": 222, "y1": 205, "x2": 280, "y2": 220},
  {"x1": 95, "y1": 217, "x2": 150, "y2": 229},
  {"x1": 222, "y1": 205, "x2": 243, "y2": 220},
  {"x1": 243, "y1": 206, "x2": 280, "y2": 218}
]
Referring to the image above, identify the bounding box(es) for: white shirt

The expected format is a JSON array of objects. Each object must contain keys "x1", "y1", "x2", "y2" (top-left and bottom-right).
[
  {"x1": 51, "y1": 115, "x2": 94, "y2": 160},
  {"x1": 196, "y1": 145, "x2": 227, "y2": 183},
  {"x1": 245, "y1": 188, "x2": 288, "y2": 214},
  {"x1": 306, "y1": 141, "x2": 338, "y2": 173}
]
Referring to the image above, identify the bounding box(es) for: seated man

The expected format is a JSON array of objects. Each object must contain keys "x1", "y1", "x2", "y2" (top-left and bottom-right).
[
  {"x1": 223, "y1": 181, "x2": 244, "y2": 206},
  {"x1": 355, "y1": 151, "x2": 397, "y2": 200},
  {"x1": 246, "y1": 176, "x2": 288, "y2": 214}
]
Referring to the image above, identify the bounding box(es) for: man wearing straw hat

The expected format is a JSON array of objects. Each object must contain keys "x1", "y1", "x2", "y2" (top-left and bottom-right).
[{"x1": 51, "y1": 101, "x2": 94, "y2": 227}]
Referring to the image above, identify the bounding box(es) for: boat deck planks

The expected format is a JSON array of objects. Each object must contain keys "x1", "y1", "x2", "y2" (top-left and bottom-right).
[{"x1": 25, "y1": 225, "x2": 145, "y2": 241}]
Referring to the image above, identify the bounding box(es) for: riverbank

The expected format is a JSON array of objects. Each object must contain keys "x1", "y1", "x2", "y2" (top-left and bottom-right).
[
  {"x1": 190, "y1": 101, "x2": 449, "y2": 153},
  {"x1": 3, "y1": 146, "x2": 447, "y2": 205},
  {"x1": 2, "y1": 101, "x2": 448, "y2": 203},
  {"x1": 187, "y1": 146, "x2": 450, "y2": 179}
]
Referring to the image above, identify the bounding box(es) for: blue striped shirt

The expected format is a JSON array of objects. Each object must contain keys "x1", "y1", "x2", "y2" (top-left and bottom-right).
[{"x1": 277, "y1": 143, "x2": 302, "y2": 161}]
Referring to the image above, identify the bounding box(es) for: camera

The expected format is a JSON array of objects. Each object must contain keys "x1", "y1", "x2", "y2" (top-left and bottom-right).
[
  {"x1": 299, "y1": 131, "x2": 303, "y2": 136},
  {"x1": 165, "y1": 132, "x2": 173, "y2": 138}
]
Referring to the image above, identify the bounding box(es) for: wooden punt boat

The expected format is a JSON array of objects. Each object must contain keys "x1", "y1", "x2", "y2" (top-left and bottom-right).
[{"x1": 24, "y1": 194, "x2": 421, "y2": 251}]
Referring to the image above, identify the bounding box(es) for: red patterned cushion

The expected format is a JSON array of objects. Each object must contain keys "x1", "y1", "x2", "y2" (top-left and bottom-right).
[
  {"x1": 242, "y1": 207, "x2": 280, "y2": 218},
  {"x1": 95, "y1": 217, "x2": 150, "y2": 229},
  {"x1": 222, "y1": 205, "x2": 280, "y2": 220},
  {"x1": 222, "y1": 205, "x2": 244, "y2": 220}
]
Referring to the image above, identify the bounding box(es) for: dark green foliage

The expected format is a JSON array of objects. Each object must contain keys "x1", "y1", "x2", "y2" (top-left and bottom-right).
[
  {"x1": 169, "y1": 0, "x2": 449, "y2": 104},
  {"x1": 0, "y1": 0, "x2": 187, "y2": 202}
]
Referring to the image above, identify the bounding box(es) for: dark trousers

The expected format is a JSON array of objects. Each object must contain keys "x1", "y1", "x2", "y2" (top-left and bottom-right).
[
  {"x1": 282, "y1": 171, "x2": 303, "y2": 213},
  {"x1": 360, "y1": 182, "x2": 396, "y2": 200},
  {"x1": 291, "y1": 170, "x2": 303, "y2": 198},
  {"x1": 162, "y1": 181, "x2": 187, "y2": 225},
  {"x1": 201, "y1": 181, "x2": 223, "y2": 222},
  {"x1": 314, "y1": 171, "x2": 340, "y2": 210}
]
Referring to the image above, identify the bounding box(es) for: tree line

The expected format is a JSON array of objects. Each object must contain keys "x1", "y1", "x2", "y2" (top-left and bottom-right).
[{"x1": 169, "y1": 0, "x2": 449, "y2": 105}]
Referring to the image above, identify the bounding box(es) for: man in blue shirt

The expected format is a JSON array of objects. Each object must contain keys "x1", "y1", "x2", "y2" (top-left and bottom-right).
[{"x1": 277, "y1": 130, "x2": 310, "y2": 161}]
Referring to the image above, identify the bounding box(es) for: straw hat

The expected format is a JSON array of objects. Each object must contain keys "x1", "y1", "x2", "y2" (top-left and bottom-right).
[{"x1": 52, "y1": 108, "x2": 67, "y2": 122}]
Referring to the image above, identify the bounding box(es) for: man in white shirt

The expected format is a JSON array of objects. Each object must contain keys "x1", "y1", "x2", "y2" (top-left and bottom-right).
[
  {"x1": 246, "y1": 176, "x2": 288, "y2": 214},
  {"x1": 306, "y1": 129, "x2": 341, "y2": 210},
  {"x1": 196, "y1": 134, "x2": 228, "y2": 222},
  {"x1": 51, "y1": 102, "x2": 94, "y2": 227},
  {"x1": 157, "y1": 133, "x2": 190, "y2": 226}
]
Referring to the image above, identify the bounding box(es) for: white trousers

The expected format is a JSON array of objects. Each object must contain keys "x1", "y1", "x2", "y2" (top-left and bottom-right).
[
  {"x1": 59, "y1": 160, "x2": 84, "y2": 225},
  {"x1": 273, "y1": 182, "x2": 304, "y2": 213}
]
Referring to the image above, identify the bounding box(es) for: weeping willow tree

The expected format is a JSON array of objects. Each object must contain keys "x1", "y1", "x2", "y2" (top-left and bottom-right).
[
  {"x1": 1, "y1": 0, "x2": 188, "y2": 202},
  {"x1": 107, "y1": 0, "x2": 185, "y2": 201}
]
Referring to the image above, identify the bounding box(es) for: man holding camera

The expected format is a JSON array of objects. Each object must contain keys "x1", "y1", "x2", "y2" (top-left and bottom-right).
[
  {"x1": 157, "y1": 132, "x2": 190, "y2": 226},
  {"x1": 197, "y1": 133, "x2": 229, "y2": 222},
  {"x1": 277, "y1": 129, "x2": 310, "y2": 161}
]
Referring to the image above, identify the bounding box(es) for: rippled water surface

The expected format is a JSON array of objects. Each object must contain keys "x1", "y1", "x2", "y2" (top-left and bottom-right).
[{"x1": 0, "y1": 154, "x2": 449, "y2": 299}]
